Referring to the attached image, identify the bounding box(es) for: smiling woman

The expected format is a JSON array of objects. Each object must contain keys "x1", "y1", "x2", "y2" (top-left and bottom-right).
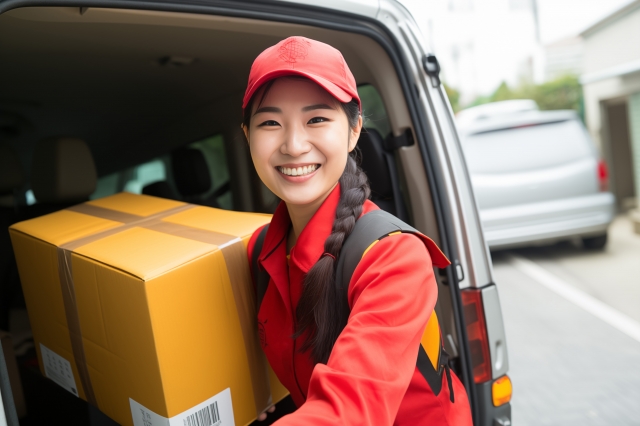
[
  {"x1": 243, "y1": 77, "x2": 362, "y2": 235},
  {"x1": 241, "y1": 36, "x2": 472, "y2": 426}
]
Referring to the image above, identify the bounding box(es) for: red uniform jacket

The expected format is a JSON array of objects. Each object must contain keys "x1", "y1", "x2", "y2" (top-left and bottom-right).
[{"x1": 247, "y1": 184, "x2": 473, "y2": 425}]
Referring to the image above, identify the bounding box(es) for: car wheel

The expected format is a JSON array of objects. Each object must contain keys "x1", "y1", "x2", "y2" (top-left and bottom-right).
[{"x1": 582, "y1": 233, "x2": 607, "y2": 250}]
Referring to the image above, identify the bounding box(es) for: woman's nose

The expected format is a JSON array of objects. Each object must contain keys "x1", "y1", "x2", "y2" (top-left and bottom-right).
[{"x1": 281, "y1": 126, "x2": 311, "y2": 157}]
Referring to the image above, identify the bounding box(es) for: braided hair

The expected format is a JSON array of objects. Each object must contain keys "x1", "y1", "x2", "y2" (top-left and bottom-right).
[
  {"x1": 294, "y1": 149, "x2": 370, "y2": 364},
  {"x1": 244, "y1": 79, "x2": 370, "y2": 365}
]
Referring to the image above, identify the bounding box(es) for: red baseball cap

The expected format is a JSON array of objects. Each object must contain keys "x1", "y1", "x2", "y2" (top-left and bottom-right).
[{"x1": 242, "y1": 36, "x2": 361, "y2": 111}]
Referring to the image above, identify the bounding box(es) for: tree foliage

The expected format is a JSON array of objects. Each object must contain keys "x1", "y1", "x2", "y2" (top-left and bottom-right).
[
  {"x1": 462, "y1": 74, "x2": 584, "y2": 118},
  {"x1": 443, "y1": 82, "x2": 461, "y2": 113}
]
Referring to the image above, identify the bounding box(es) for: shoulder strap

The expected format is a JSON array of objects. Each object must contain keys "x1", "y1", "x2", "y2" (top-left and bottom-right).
[
  {"x1": 335, "y1": 209, "x2": 454, "y2": 402},
  {"x1": 335, "y1": 209, "x2": 424, "y2": 295},
  {"x1": 250, "y1": 213, "x2": 454, "y2": 401},
  {"x1": 252, "y1": 225, "x2": 270, "y2": 312}
]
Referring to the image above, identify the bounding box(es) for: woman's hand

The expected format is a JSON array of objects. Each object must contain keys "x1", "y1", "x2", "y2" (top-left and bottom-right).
[{"x1": 257, "y1": 405, "x2": 276, "y2": 421}]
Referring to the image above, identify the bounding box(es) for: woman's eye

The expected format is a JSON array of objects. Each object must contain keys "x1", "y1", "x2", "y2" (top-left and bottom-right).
[
  {"x1": 308, "y1": 117, "x2": 329, "y2": 124},
  {"x1": 258, "y1": 120, "x2": 280, "y2": 127}
]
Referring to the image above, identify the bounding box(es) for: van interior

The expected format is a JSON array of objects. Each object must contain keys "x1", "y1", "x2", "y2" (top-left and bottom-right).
[{"x1": 0, "y1": 6, "x2": 462, "y2": 424}]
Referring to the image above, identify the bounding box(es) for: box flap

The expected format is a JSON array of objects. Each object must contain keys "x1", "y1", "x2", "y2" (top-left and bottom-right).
[
  {"x1": 87, "y1": 192, "x2": 185, "y2": 217},
  {"x1": 10, "y1": 210, "x2": 122, "y2": 246},
  {"x1": 164, "y1": 206, "x2": 271, "y2": 238},
  {"x1": 74, "y1": 227, "x2": 217, "y2": 280}
]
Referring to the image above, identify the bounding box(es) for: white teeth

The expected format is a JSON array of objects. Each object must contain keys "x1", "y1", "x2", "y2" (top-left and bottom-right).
[{"x1": 278, "y1": 165, "x2": 318, "y2": 176}]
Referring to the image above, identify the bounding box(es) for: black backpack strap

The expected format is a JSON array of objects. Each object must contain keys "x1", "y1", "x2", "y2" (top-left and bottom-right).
[
  {"x1": 251, "y1": 225, "x2": 270, "y2": 312},
  {"x1": 335, "y1": 210, "x2": 419, "y2": 294},
  {"x1": 335, "y1": 209, "x2": 454, "y2": 402}
]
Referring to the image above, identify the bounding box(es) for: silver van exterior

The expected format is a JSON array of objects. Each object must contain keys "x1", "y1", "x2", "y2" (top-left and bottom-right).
[{"x1": 0, "y1": 1, "x2": 511, "y2": 425}]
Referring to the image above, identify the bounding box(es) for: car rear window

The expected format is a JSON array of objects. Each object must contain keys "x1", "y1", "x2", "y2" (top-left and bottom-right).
[{"x1": 461, "y1": 119, "x2": 594, "y2": 174}]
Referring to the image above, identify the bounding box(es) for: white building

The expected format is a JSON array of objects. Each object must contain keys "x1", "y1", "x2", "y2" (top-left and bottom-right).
[
  {"x1": 581, "y1": 0, "x2": 640, "y2": 230},
  {"x1": 412, "y1": 0, "x2": 543, "y2": 106},
  {"x1": 544, "y1": 35, "x2": 583, "y2": 81}
]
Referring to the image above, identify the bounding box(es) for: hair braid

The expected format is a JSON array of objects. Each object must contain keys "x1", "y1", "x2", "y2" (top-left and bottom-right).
[{"x1": 294, "y1": 151, "x2": 371, "y2": 364}]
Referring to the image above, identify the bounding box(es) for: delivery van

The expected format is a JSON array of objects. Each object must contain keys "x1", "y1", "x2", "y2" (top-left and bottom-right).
[{"x1": 0, "y1": 1, "x2": 511, "y2": 425}]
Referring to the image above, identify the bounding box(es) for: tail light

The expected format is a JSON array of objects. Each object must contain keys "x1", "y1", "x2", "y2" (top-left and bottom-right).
[
  {"x1": 597, "y1": 160, "x2": 608, "y2": 192},
  {"x1": 461, "y1": 288, "x2": 492, "y2": 383}
]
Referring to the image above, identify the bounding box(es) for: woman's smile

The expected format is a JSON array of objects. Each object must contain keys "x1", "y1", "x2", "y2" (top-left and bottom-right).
[{"x1": 277, "y1": 164, "x2": 321, "y2": 181}]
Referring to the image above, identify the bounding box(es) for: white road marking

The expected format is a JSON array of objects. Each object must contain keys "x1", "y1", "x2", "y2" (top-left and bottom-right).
[{"x1": 509, "y1": 254, "x2": 640, "y2": 344}]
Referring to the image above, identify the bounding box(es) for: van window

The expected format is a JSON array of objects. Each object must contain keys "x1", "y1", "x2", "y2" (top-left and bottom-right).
[
  {"x1": 90, "y1": 158, "x2": 168, "y2": 200},
  {"x1": 187, "y1": 134, "x2": 233, "y2": 210},
  {"x1": 358, "y1": 84, "x2": 391, "y2": 138},
  {"x1": 123, "y1": 159, "x2": 166, "y2": 194}
]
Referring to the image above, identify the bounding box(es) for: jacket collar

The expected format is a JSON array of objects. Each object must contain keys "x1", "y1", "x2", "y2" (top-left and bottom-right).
[{"x1": 259, "y1": 183, "x2": 341, "y2": 274}]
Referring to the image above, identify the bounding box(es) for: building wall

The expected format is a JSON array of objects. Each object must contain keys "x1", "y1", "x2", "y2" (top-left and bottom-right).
[
  {"x1": 583, "y1": 5, "x2": 640, "y2": 75},
  {"x1": 581, "y1": 3, "x2": 640, "y2": 212},
  {"x1": 583, "y1": 73, "x2": 640, "y2": 150},
  {"x1": 544, "y1": 36, "x2": 583, "y2": 81}
]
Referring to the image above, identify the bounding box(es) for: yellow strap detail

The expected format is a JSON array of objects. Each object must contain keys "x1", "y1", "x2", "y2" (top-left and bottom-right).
[
  {"x1": 361, "y1": 239, "x2": 379, "y2": 258},
  {"x1": 421, "y1": 312, "x2": 440, "y2": 370}
]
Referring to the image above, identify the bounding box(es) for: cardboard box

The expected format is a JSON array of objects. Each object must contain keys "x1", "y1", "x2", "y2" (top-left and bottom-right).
[
  {"x1": 9, "y1": 193, "x2": 288, "y2": 426},
  {"x1": 0, "y1": 330, "x2": 27, "y2": 418}
]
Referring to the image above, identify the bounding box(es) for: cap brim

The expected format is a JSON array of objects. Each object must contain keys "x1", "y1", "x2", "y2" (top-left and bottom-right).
[{"x1": 243, "y1": 69, "x2": 356, "y2": 110}]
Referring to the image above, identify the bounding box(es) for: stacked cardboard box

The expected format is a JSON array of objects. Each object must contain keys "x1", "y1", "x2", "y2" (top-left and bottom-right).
[{"x1": 9, "y1": 192, "x2": 288, "y2": 426}]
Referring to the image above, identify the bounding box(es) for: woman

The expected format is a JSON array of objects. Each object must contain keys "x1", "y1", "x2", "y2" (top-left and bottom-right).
[{"x1": 244, "y1": 36, "x2": 472, "y2": 425}]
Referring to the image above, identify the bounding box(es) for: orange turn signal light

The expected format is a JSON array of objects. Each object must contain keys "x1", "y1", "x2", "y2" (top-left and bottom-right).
[{"x1": 492, "y1": 375, "x2": 512, "y2": 407}]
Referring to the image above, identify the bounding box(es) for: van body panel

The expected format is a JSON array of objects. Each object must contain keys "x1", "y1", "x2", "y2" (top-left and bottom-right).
[{"x1": 278, "y1": 0, "x2": 379, "y2": 18}]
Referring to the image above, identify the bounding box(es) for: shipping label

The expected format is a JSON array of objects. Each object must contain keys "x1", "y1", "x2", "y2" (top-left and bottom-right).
[
  {"x1": 130, "y1": 387, "x2": 235, "y2": 426},
  {"x1": 40, "y1": 343, "x2": 79, "y2": 397}
]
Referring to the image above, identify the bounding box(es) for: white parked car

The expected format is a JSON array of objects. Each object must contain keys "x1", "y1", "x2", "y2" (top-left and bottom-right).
[{"x1": 457, "y1": 101, "x2": 616, "y2": 250}]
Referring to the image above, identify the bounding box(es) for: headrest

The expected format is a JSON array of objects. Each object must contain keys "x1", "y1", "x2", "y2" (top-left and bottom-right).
[
  {"x1": 358, "y1": 129, "x2": 393, "y2": 197},
  {"x1": 171, "y1": 147, "x2": 211, "y2": 197},
  {"x1": 31, "y1": 137, "x2": 97, "y2": 203},
  {"x1": 0, "y1": 143, "x2": 24, "y2": 194},
  {"x1": 142, "y1": 181, "x2": 177, "y2": 200}
]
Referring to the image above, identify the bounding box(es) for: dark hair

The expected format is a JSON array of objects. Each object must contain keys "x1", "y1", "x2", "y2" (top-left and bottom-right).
[{"x1": 243, "y1": 77, "x2": 370, "y2": 364}]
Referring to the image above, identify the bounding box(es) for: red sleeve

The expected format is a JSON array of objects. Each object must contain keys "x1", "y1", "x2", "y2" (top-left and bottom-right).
[{"x1": 274, "y1": 233, "x2": 437, "y2": 425}]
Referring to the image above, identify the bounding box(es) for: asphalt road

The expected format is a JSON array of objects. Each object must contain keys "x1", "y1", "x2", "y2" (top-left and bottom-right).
[{"x1": 491, "y1": 215, "x2": 640, "y2": 425}]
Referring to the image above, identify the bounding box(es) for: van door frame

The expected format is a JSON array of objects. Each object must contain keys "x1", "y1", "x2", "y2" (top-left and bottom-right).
[{"x1": 0, "y1": 0, "x2": 479, "y2": 422}]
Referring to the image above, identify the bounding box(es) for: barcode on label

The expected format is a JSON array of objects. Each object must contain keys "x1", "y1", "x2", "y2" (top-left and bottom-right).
[
  {"x1": 130, "y1": 387, "x2": 233, "y2": 426},
  {"x1": 183, "y1": 401, "x2": 221, "y2": 426}
]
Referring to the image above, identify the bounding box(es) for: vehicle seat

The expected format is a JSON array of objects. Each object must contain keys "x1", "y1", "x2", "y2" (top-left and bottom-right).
[
  {"x1": 0, "y1": 143, "x2": 25, "y2": 330},
  {"x1": 357, "y1": 128, "x2": 409, "y2": 222},
  {"x1": 142, "y1": 181, "x2": 178, "y2": 200},
  {"x1": 26, "y1": 137, "x2": 97, "y2": 219},
  {"x1": 171, "y1": 147, "x2": 212, "y2": 204}
]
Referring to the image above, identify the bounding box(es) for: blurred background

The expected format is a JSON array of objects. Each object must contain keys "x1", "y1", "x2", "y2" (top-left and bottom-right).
[{"x1": 400, "y1": 1, "x2": 640, "y2": 425}]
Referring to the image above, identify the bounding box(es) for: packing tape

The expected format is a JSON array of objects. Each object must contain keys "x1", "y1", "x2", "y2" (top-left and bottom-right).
[{"x1": 55, "y1": 200, "x2": 272, "y2": 415}]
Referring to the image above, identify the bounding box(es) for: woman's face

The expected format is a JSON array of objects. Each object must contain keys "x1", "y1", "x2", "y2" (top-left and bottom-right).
[{"x1": 244, "y1": 78, "x2": 362, "y2": 208}]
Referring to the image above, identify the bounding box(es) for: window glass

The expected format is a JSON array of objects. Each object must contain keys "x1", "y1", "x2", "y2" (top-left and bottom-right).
[
  {"x1": 461, "y1": 119, "x2": 593, "y2": 173},
  {"x1": 90, "y1": 172, "x2": 120, "y2": 200},
  {"x1": 188, "y1": 134, "x2": 232, "y2": 210},
  {"x1": 122, "y1": 159, "x2": 166, "y2": 194},
  {"x1": 90, "y1": 158, "x2": 167, "y2": 200},
  {"x1": 25, "y1": 189, "x2": 36, "y2": 206},
  {"x1": 357, "y1": 84, "x2": 391, "y2": 138}
]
